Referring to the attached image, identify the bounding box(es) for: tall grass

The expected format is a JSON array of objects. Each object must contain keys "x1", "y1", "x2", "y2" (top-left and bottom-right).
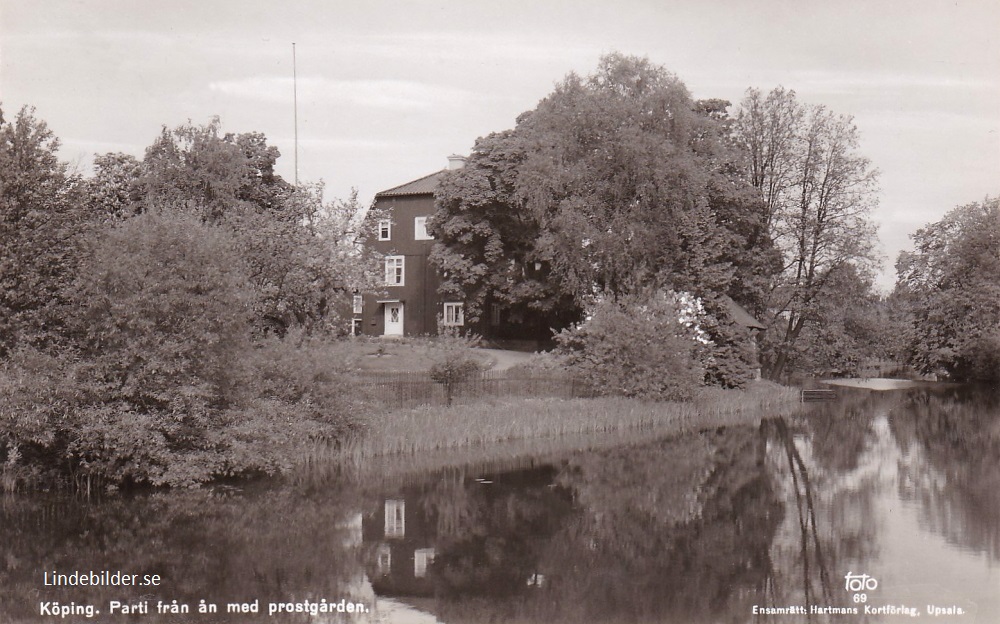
[{"x1": 301, "y1": 381, "x2": 800, "y2": 481}]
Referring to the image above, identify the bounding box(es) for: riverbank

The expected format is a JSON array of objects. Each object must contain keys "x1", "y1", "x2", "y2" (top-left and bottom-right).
[{"x1": 304, "y1": 380, "x2": 801, "y2": 481}]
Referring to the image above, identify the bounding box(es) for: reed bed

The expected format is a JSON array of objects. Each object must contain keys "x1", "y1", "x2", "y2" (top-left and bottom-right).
[
  {"x1": 357, "y1": 369, "x2": 593, "y2": 408},
  {"x1": 300, "y1": 381, "x2": 800, "y2": 480}
]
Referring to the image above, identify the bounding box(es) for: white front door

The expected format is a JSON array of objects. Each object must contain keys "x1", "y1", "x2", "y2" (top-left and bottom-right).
[{"x1": 384, "y1": 303, "x2": 404, "y2": 336}]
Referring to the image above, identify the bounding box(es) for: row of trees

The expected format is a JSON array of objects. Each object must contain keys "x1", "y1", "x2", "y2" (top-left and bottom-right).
[
  {"x1": 429, "y1": 54, "x2": 885, "y2": 384},
  {"x1": 1, "y1": 106, "x2": 380, "y2": 488}
]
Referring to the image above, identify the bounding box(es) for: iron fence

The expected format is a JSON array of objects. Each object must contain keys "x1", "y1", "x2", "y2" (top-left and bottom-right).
[{"x1": 358, "y1": 369, "x2": 593, "y2": 408}]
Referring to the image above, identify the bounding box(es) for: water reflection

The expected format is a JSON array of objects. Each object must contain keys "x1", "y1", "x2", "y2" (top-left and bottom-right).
[
  {"x1": 2, "y1": 386, "x2": 998, "y2": 623},
  {"x1": 889, "y1": 388, "x2": 1000, "y2": 559},
  {"x1": 1, "y1": 486, "x2": 372, "y2": 623}
]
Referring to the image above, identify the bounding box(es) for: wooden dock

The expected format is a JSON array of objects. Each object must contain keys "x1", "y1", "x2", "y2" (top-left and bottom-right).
[{"x1": 800, "y1": 388, "x2": 837, "y2": 402}]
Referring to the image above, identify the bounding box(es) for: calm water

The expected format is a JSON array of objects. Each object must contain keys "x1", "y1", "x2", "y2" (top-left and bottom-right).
[{"x1": 2, "y1": 386, "x2": 997, "y2": 623}]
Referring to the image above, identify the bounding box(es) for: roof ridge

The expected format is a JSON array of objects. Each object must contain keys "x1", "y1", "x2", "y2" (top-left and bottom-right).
[{"x1": 375, "y1": 169, "x2": 447, "y2": 197}]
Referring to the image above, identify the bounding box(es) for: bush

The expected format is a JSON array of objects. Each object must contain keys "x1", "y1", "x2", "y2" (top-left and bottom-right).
[
  {"x1": 245, "y1": 331, "x2": 366, "y2": 436},
  {"x1": 554, "y1": 294, "x2": 704, "y2": 402},
  {"x1": 429, "y1": 330, "x2": 485, "y2": 406},
  {"x1": 0, "y1": 347, "x2": 81, "y2": 489},
  {"x1": 1, "y1": 211, "x2": 368, "y2": 489}
]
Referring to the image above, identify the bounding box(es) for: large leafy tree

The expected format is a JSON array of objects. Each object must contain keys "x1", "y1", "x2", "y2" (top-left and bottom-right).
[
  {"x1": 235, "y1": 183, "x2": 385, "y2": 334},
  {"x1": 895, "y1": 198, "x2": 1000, "y2": 381},
  {"x1": 87, "y1": 119, "x2": 379, "y2": 335},
  {"x1": 66, "y1": 210, "x2": 255, "y2": 485},
  {"x1": 735, "y1": 88, "x2": 880, "y2": 378},
  {"x1": 0, "y1": 106, "x2": 88, "y2": 356},
  {"x1": 86, "y1": 152, "x2": 144, "y2": 219},
  {"x1": 430, "y1": 128, "x2": 577, "y2": 335},
  {"x1": 135, "y1": 118, "x2": 292, "y2": 220},
  {"x1": 1, "y1": 110, "x2": 369, "y2": 487},
  {"x1": 431, "y1": 55, "x2": 772, "y2": 354},
  {"x1": 777, "y1": 265, "x2": 898, "y2": 376}
]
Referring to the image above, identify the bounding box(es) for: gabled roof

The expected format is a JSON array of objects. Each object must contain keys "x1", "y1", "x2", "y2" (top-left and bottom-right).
[
  {"x1": 722, "y1": 295, "x2": 766, "y2": 330},
  {"x1": 375, "y1": 170, "x2": 447, "y2": 198}
]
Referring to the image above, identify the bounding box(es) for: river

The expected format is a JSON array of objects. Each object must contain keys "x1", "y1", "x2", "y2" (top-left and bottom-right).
[{"x1": 2, "y1": 384, "x2": 997, "y2": 623}]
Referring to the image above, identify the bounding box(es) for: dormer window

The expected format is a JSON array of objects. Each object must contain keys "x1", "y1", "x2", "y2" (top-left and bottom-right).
[
  {"x1": 414, "y1": 216, "x2": 433, "y2": 240},
  {"x1": 378, "y1": 219, "x2": 392, "y2": 241}
]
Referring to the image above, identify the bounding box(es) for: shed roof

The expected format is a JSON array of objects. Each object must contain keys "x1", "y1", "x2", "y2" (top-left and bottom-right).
[
  {"x1": 375, "y1": 170, "x2": 447, "y2": 198},
  {"x1": 722, "y1": 295, "x2": 766, "y2": 330}
]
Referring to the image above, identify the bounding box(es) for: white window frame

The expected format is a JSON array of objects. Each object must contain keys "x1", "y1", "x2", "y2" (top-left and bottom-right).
[
  {"x1": 384, "y1": 256, "x2": 405, "y2": 286},
  {"x1": 385, "y1": 500, "x2": 405, "y2": 538},
  {"x1": 443, "y1": 302, "x2": 464, "y2": 327},
  {"x1": 352, "y1": 294, "x2": 363, "y2": 315},
  {"x1": 378, "y1": 219, "x2": 392, "y2": 241},
  {"x1": 414, "y1": 216, "x2": 433, "y2": 240},
  {"x1": 376, "y1": 544, "x2": 392, "y2": 574},
  {"x1": 414, "y1": 548, "x2": 435, "y2": 578}
]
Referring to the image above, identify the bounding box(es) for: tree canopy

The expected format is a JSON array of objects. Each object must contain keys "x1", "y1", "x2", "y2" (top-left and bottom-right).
[
  {"x1": 0, "y1": 110, "x2": 372, "y2": 488},
  {"x1": 895, "y1": 197, "x2": 1000, "y2": 381},
  {"x1": 433, "y1": 55, "x2": 767, "y2": 315},
  {"x1": 430, "y1": 54, "x2": 776, "y2": 384},
  {"x1": 86, "y1": 119, "x2": 381, "y2": 335},
  {"x1": 0, "y1": 105, "x2": 89, "y2": 357},
  {"x1": 734, "y1": 87, "x2": 881, "y2": 378}
]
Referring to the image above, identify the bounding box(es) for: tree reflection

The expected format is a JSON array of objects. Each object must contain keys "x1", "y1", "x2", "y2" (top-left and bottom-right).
[
  {"x1": 754, "y1": 389, "x2": 923, "y2": 622},
  {"x1": 1, "y1": 485, "x2": 368, "y2": 623},
  {"x1": 417, "y1": 426, "x2": 786, "y2": 623},
  {"x1": 889, "y1": 387, "x2": 1000, "y2": 560},
  {"x1": 761, "y1": 418, "x2": 833, "y2": 613}
]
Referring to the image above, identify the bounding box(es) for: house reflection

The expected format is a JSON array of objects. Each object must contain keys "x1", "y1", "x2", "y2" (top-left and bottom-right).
[
  {"x1": 361, "y1": 465, "x2": 571, "y2": 602},
  {"x1": 365, "y1": 497, "x2": 437, "y2": 597}
]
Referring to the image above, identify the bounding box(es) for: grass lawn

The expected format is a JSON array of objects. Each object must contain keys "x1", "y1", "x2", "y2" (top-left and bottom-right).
[{"x1": 337, "y1": 337, "x2": 496, "y2": 372}]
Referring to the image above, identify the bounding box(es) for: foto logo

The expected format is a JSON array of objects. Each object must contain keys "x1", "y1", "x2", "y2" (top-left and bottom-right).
[
  {"x1": 844, "y1": 572, "x2": 878, "y2": 592},
  {"x1": 845, "y1": 572, "x2": 878, "y2": 603}
]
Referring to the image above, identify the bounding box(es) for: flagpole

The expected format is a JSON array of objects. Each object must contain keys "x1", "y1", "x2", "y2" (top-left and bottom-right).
[{"x1": 293, "y1": 42, "x2": 299, "y2": 188}]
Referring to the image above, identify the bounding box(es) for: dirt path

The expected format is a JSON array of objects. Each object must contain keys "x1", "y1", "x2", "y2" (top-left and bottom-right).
[{"x1": 478, "y1": 348, "x2": 535, "y2": 371}]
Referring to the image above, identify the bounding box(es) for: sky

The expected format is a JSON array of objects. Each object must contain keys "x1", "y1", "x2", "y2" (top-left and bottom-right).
[{"x1": 2, "y1": 0, "x2": 998, "y2": 290}]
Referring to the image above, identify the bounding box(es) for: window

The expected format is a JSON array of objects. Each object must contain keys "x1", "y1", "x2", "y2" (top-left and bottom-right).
[
  {"x1": 443, "y1": 302, "x2": 464, "y2": 326},
  {"x1": 490, "y1": 304, "x2": 502, "y2": 327},
  {"x1": 376, "y1": 544, "x2": 392, "y2": 574},
  {"x1": 378, "y1": 219, "x2": 392, "y2": 241},
  {"x1": 414, "y1": 216, "x2": 433, "y2": 240},
  {"x1": 352, "y1": 294, "x2": 363, "y2": 315},
  {"x1": 384, "y1": 500, "x2": 405, "y2": 538},
  {"x1": 384, "y1": 256, "x2": 404, "y2": 286},
  {"x1": 414, "y1": 548, "x2": 435, "y2": 578}
]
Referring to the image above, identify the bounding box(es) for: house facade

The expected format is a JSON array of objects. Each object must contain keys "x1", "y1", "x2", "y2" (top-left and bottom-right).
[
  {"x1": 357, "y1": 156, "x2": 466, "y2": 337},
  {"x1": 355, "y1": 158, "x2": 767, "y2": 350}
]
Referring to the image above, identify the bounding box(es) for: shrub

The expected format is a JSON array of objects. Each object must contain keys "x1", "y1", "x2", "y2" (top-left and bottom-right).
[
  {"x1": 245, "y1": 331, "x2": 366, "y2": 436},
  {"x1": 429, "y1": 330, "x2": 485, "y2": 406},
  {"x1": 555, "y1": 294, "x2": 704, "y2": 402},
  {"x1": 0, "y1": 347, "x2": 82, "y2": 489},
  {"x1": 1, "y1": 212, "x2": 368, "y2": 489}
]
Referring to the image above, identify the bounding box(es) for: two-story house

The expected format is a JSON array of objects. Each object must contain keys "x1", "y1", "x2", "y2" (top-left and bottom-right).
[
  {"x1": 356, "y1": 156, "x2": 767, "y2": 354},
  {"x1": 357, "y1": 155, "x2": 467, "y2": 337}
]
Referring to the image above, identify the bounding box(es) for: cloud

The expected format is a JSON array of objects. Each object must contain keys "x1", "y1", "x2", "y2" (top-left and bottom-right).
[
  {"x1": 271, "y1": 137, "x2": 409, "y2": 151},
  {"x1": 354, "y1": 32, "x2": 597, "y2": 64},
  {"x1": 790, "y1": 70, "x2": 997, "y2": 94},
  {"x1": 209, "y1": 76, "x2": 475, "y2": 110}
]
